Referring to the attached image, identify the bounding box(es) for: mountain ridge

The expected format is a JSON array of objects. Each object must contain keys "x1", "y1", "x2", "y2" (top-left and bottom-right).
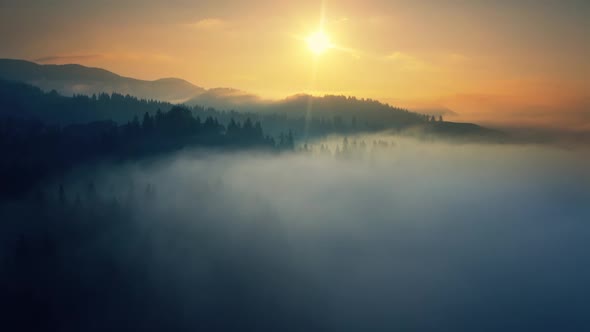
[
  {"x1": 0, "y1": 59, "x2": 458, "y2": 117},
  {"x1": 0, "y1": 59, "x2": 501, "y2": 141},
  {"x1": 0, "y1": 59, "x2": 205, "y2": 102}
]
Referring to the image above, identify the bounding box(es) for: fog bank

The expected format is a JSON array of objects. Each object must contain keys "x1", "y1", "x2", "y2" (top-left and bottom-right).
[{"x1": 3, "y1": 138, "x2": 590, "y2": 331}]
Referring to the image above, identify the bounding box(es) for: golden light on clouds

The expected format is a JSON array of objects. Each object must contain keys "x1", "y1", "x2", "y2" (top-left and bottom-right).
[
  {"x1": 188, "y1": 18, "x2": 226, "y2": 30},
  {"x1": 2, "y1": 0, "x2": 588, "y2": 129}
]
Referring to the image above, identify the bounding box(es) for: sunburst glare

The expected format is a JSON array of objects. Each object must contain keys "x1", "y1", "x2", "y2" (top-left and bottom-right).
[{"x1": 306, "y1": 31, "x2": 332, "y2": 55}]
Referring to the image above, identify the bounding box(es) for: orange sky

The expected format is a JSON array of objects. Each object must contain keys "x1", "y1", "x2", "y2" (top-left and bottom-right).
[{"x1": 1, "y1": 0, "x2": 589, "y2": 130}]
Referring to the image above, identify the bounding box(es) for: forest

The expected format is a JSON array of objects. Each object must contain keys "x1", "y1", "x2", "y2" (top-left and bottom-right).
[
  {"x1": 0, "y1": 80, "x2": 501, "y2": 140},
  {"x1": 3, "y1": 79, "x2": 583, "y2": 332},
  {"x1": 2, "y1": 1, "x2": 589, "y2": 330},
  {"x1": 2, "y1": 137, "x2": 589, "y2": 332},
  {"x1": 0, "y1": 104, "x2": 294, "y2": 199},
  {"x1": 0, "y1": 80, "x2": 504, "y2": 199}
]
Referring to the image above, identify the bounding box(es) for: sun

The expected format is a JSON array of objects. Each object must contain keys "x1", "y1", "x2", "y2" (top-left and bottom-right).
[{"x1": 306, "y1": 31, "x2": 332, "y2": 55}]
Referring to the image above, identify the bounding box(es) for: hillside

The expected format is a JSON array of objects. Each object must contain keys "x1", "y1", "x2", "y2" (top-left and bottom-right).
[
  {"x1": 0, "y1": 80, "x2": 173, "y2": 124},
  {"x1": 0, "y1": 59, "x2": 204, "y2": 102},
  {"x1": 0, "y1": 80, "x2": 503, "y2": 142}
]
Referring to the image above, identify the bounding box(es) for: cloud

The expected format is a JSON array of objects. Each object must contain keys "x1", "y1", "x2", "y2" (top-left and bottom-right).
[
  {"x1": 443, "y1": 52, "x2": 469, "y2": 63},
  {"x1": 385, "y1": 52, "x2": 436, "y2": 72},
  {"x1": 34, "y1": 53, "x2": 175, "y2": 65},
  {"x1": 384, "y1": 51, "x2": 469, "y2": 73},
  {"x1": 186, "y1": 18, "x2": 226, "y2": 30},
  {"x1": 109, "y1": 53, "x2": 176, "y2": 63},
  {"x1": 34, "y1": 54, "x2": 103, "y2": 64},
  {"x1": 31, "y1": 137, "x2": 590, "y2": 330}
]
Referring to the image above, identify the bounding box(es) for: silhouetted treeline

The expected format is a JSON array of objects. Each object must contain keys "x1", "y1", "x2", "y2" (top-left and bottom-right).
[
  {"x1": 0, "y1": 80, "x2": 174, "y2": 124},
  {"x1": 0, "y1": 80, "x2": 421, "y2": 139},
  {"x1": 297, "y1": 136, "x2": 398, "y2": 159},
  {"x1": 0, "y1": 107, "x2": 282, "y2": 199},
  {"x1": 190, "y1": 94, "x2": 429, "y2": 139},
  {"x1": 0, "y1": 80, "x2": 501, "y2": 144}
]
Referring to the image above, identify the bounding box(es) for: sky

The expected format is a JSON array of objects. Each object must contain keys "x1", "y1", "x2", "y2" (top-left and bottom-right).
[{"x1": 1, "y1": 0, "x2": 589, "y2": 130}]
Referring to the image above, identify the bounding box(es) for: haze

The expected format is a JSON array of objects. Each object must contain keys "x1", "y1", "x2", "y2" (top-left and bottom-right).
[
  {"x1": 2, "y1": 0, "x2": 589, "y2": 130},
  {"x1": 4, "y1": 136, "x2": 589, "y2": 330},
  {"x1": 2, "y1": 1, "x2": 590, "y2": 330}
]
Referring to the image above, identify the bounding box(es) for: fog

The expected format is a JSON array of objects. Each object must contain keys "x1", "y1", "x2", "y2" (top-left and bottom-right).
[{"x1": 3, "y1": 137, "x2": 590, "y2": 331}]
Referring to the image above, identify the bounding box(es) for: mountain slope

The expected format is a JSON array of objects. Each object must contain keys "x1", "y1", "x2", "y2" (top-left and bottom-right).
[
  {"x1": 0, "y1": 79, "x2": 174, "y2": 124},
  {"x1": 0, "y1": 59, "x2": 204, "y2": 102},
  {"x1": 0, "y1": 59, "x2": 503, "y2": 141},
  {"x1": 186, "y1": 87, "x2": 268, "y2": 110},
  {"x1": 0, "y1": 79, "x2": 504, "y2": 142}
]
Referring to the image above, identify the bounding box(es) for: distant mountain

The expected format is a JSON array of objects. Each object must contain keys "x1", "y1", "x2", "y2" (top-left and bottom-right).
[
  {"x1": 0, "y1": 59, "x2": 449, "y2": 123},
  {"x1": 380, "y1": 98, "x2": 460, "y2": 119},
  {"x1": 0, "y1": 79, "x2": 174, "y2": 124},
  {"x1": 189, "y1": 91, "x2": 424, "y2": 123},
  {"x1": 0, "y1": 59, "x2": 205, "y2": 102},
  {"x1": 412, "y1": 106, "x2": 458, "y2": 118},
  {"x1": 187, "y1": 87, "x2": 421, "y2": 121},
  {"x1": 0, "y1": 59, "x2": 503, "y2": 141},
  {"x1": 186, "y1": 87, "x2": 269, "y2": 110},
  {"x1": 0, "y1": 79, "x2": 504, "y2": 142}
]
